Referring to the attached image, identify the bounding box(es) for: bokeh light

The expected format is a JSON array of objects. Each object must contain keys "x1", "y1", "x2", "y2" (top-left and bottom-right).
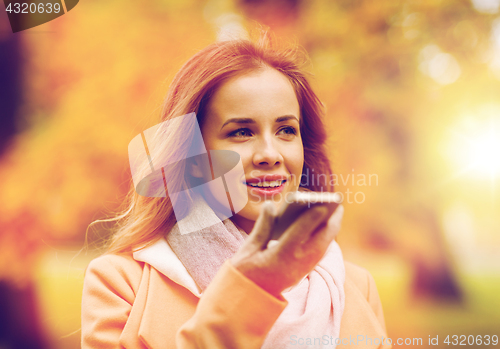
[
  {"x1": 1, "y1": 1, "x2": 500, "y2": 348},
  {"x1": 443, "y1": 106, "x2": 500, "y2": 180},
  {"x1": 419, "y1": 45, "x2": 462, "y2": 85},
  {"x1": 471, "y1": 0, "x2": 500, "y2": 14}
]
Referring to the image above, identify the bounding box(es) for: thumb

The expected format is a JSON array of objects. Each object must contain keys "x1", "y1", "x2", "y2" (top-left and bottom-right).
[{"x1": 245, "y1": 201, "x2": 276, "y2": 249}]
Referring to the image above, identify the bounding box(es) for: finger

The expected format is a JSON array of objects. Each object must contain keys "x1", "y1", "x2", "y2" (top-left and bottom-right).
[
  {"x1": 245, "y1": 201, "x2": 276, "y2": 249},
  {"x1": 326, "y1": 204, "x2": 344, "y2": 237},
  {"x1": 279, "y1": 205, "x2": 330, "y2": 249}
]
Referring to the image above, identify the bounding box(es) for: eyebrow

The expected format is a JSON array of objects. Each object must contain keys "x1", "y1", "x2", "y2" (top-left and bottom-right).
[{"x1": 220, "y1": 115, "x2": 299, "y2": 131}]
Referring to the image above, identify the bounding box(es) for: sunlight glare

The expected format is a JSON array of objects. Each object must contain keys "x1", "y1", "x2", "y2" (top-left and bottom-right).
[
  {"x1": 467, "y1": 130, "x2": 500, "y2": 176},
  {"x1": 443, "y1": 110, "x2": 500, "y2": 179}
]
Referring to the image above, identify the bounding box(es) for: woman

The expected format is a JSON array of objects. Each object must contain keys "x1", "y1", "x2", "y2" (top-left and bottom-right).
[{"x1": 81, "y1": 34, "x2": 391, "y2": 349}]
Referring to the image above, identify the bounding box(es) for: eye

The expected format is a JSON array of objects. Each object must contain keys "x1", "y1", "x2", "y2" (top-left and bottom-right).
[
  {"x1": 228, "y1": 128, "x2": 253, "y2": 138},
  {"x1": 277, "y1": 126, "x2": 298, "y2": 136}
]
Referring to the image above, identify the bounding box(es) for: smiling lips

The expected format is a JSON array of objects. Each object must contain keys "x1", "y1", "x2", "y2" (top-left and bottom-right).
[
  {"x1": 244, "y1": 175, "x2": 287, "y2": 194},
  {"x1": 247, "y1": 180, "x2": 285, "y2": 188}
]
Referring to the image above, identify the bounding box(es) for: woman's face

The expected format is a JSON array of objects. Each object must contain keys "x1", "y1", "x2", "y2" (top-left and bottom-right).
[{"x1": 198, "y1": 67, "x2": 304, "y2": 232}]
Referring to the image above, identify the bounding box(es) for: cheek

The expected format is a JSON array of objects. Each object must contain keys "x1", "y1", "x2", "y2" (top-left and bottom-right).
[
  {"x1": 231, "y1": 146, "x2": 254, "y2": 169},
  {"x1": 286, "y1": 142, "x2": 304, "y2": 183}
]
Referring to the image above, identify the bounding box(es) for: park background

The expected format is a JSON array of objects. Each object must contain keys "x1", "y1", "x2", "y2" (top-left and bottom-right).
[{"x1": 1, "y1": 0, "x2": 499, "y2": 348}]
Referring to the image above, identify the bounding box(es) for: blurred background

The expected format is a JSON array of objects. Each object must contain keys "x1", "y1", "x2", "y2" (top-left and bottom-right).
[{"x1": 1, "y1": 0, "x2": 499, "y2": 348}]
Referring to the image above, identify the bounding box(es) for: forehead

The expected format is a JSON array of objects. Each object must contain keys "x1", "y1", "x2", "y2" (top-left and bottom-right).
[{"x1": 205, "y1": 67, "x2": 300, "y2": 126}]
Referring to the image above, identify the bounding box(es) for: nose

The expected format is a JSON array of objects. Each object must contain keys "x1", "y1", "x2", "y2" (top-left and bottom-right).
[{"x1": 252, "y1": 136, "x2": 284, "y2": 167}]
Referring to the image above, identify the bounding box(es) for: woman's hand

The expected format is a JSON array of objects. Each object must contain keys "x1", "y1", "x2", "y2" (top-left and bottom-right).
[{"x1": 231, "y1": 201, "x2": 344, "y2": 298}]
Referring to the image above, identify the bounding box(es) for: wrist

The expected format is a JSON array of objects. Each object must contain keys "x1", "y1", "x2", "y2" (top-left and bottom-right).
[{"x1": 230, "y1": 259, "x2": 285, "y2": 300}]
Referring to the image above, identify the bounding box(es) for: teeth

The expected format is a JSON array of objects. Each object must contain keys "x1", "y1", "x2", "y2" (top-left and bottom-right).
[{"x1": 248, "y1": 180, "x2": 284, "y2": 188}]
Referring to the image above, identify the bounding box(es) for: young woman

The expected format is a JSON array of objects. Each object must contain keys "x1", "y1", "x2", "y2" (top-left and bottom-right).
[{"x1": 81, "y1": 34, "x2": 391, "y2": 349}]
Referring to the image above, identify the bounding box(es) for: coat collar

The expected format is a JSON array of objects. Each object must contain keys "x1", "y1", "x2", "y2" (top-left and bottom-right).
[{"x1": 133, "y1": 238, "x2": 202, "y2": 297}]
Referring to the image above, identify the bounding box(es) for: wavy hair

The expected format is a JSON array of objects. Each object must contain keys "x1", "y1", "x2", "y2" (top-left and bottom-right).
[{"x1": 101, "y1": 33, "x2": 334, "y2": 255}]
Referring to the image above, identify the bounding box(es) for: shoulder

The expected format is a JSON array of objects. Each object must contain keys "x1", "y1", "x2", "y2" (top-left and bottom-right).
[
  {"x1": 87, "y1": 253, "x2": 142, "y2": 272},
  {"x1": 81, "y1": 254, "x2": 151, "y2": 347},
  {"x1": 84, "y1": 253, "x2": 145, "y2": 299}
]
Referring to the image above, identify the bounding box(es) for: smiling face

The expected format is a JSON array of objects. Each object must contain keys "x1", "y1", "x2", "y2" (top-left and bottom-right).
[{"x1": 196, "y1": 67, "x2": 304, "y2": 233}]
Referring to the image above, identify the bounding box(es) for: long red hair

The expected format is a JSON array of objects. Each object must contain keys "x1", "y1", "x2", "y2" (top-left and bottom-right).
[{"x1": 103, "y1": 33, "x2": 333, "y2": 254}]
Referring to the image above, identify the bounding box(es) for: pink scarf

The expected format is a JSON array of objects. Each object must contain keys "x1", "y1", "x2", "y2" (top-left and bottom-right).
[{"x1": 166, "y1": 196, "x2": 346, "y2": 348}]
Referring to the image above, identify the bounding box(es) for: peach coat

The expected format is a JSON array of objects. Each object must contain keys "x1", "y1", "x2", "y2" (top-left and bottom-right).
[{"x1": 81, "y1": 252, "x2": 392, "y2": 349}]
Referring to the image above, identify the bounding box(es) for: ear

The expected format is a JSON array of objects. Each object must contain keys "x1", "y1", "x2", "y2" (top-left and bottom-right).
[{"x1": 188, "y1": 157, "x2": 204, "y2": 178}]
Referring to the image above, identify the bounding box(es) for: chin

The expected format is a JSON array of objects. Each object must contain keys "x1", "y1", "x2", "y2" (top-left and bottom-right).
[
  {"x1": 235, "y1": 203, "x2": 261, "y2": 222},
  {"x1": 237, "y1": 199, "x2": 280, "y2": 221}
]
